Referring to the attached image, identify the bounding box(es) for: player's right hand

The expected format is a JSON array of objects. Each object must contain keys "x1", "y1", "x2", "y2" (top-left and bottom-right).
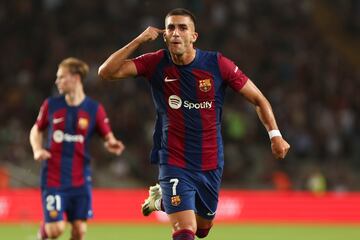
[
  {"x1": 271, "y1": 137, "x2": 290, "y2": 160},
  {"x1": 33, "y1": 149, "x2": 51, "y2": 161},
  {"x1": 136, "y1": 27, "x2": 165, "y2": 43}
]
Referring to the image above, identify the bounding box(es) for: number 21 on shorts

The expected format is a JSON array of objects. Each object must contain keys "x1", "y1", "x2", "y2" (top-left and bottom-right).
[{"x1": 46, "y1": 194, "x2": 61, "y2": 211}]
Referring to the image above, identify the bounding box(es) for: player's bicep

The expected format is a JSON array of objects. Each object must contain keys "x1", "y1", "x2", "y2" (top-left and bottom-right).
[
  {"x1": 110, "y1": 60, "x2": 138, "y2": 79},
  {"x1": 30, "y1": 124, "x2": 44, "y2": 145},
  {"x1": 30, "y1": 124, "x2": 42, "y2": 137}
]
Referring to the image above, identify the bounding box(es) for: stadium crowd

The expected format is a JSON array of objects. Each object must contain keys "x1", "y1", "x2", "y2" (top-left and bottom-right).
[{"x1": 0, "y1": 0, "x2": 359, "y2": 191}]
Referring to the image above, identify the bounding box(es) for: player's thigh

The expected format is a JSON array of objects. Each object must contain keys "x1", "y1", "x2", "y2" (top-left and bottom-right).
[{"x1": 168, "y1": 210, "x2": 197, "y2": 233}]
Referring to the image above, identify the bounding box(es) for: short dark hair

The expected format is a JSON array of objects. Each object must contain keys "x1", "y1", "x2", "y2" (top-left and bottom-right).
[{"x1": 166, "y1": 8, "x2": 196, "y2": 26}]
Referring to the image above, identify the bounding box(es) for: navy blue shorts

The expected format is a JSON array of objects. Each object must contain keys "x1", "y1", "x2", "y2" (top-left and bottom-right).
[
  {"x1": 41, "y1": 186, "x2": 93, "y2": 223},
  {"x1": 159, "y1": 164, "x2": 223, "y2": 220}
]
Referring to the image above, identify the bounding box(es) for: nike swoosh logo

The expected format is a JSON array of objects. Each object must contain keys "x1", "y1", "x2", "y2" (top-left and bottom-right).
[
  {"x1": 207, "y1": 212, "x2": 216, "y2": 216},
  {"x1": 53, "y1": 117, "x2": 64, "y2": 124},
  {"x1": 164, "y1": 76, "x2": 178, "y2": 82}
]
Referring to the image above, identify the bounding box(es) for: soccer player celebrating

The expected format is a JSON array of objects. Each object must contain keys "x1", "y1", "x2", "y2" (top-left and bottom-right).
[
  {"x1": 30, "y1": 57, "x2": 125, "y2": 240},
  {"x1": 99, "y1": 8, "x2": 290, "y2": 240}
]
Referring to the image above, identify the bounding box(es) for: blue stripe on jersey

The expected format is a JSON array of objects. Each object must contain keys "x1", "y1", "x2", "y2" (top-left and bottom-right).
[
  {"x1": 148, "y1": 56, "x2": 168, "y2": 164},
  {"x1": 61, "y1": 107, "x2": 76, "y2": 187}
]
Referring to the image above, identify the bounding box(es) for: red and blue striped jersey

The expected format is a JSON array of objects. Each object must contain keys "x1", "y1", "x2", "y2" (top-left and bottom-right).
[
  {"x1": 133, "y1": 49, "x2": 248, "y2": 171},
  {"x1": 35, "y1": 96, "x2": 111, "y2": 189}
]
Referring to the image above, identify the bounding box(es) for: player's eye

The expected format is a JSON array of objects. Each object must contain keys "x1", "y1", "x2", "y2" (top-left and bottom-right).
[{"x1": 167, "y1": 25, "x2": 175, "y2": 31}]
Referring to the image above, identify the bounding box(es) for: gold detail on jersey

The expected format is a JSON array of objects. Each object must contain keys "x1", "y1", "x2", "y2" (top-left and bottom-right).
[
  {"x1": 171, "y1": 195, "x2": 181, "y2": 206},
  {"x1": 49, "y1": 210, "x2": 58, "y2": 219},
  {"x1": 199, "y1": 79, "x2": 212, "y2": 92},
  {"x1": 78, "y1": 118, "x2": 89, "y2": 129}
]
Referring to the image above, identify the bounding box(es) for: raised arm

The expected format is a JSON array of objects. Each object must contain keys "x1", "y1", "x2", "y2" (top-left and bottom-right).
[
  {"x1": 98, "y1": 27, "x2": 164, "y2": 80},
  {"x1": 239, "y1": 80, "x2": 290, "y2": 159}
]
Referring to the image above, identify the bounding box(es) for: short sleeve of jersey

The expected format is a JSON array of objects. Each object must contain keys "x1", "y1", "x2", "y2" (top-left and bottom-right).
[
  {"x1": 96, "y1": 104, "x2": 111, "y2": 137},
  {"x1": 218, "y1": 53, "x2": 249, "y2": 91},
  {"x1": 36, "y1": 99, "x2": 49, "y2": 130},
  {"x1": 132, "y1": 50, "x2": 164, "y2": 80}
]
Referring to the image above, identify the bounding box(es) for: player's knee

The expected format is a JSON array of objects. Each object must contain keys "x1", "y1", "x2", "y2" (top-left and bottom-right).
[
  {"x1": 71, "y1": 221, "x2": 87, "y2": 240},
  {"x1": 46, "y1": 222, "x2": 65, "y2": 238},
  {"x1": 196, "y1": 227, "x2": 212, "y2": 238},
  {"x1": 71, "y1": 229, "x2": 86, "y2": 240}
]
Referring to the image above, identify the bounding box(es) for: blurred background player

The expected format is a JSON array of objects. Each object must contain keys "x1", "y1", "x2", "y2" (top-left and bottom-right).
[
  {"x1": 30, "y1": 57, "x2": 125, "y2": 240},
  {"x1": 98, "y1": 8, "x2": 289, "y2": 240}
]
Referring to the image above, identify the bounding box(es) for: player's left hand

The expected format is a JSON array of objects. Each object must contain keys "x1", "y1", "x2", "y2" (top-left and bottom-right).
[
  {"x1": 104, "y1": 138, "x2": 125, "y2": 156},
  {"x1": 271, "y1": 137, "x2": 290, "y2": 160}
]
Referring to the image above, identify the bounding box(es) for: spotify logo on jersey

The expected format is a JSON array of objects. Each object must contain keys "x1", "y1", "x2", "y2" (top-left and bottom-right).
[
  {"x1": 53, "y1": 130, "x2": 84, "y2": 143},
  {"x1": 168, "y1": 95, "x2": 213, "y2": 110},
  {"x1": 168, "y1": 95, "x2": 182, "y2": 109},
  {"x1": 53, "y1": 130, "x2": 64, "y2": 143}
]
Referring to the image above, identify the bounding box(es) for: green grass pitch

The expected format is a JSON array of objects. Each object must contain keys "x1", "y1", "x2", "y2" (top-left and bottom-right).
[{"x1": 0, "y1": 223, "x2": 359, "y2": 240}]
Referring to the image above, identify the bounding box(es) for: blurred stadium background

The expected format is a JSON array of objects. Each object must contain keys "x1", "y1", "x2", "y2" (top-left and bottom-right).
[{"x1": 0, "y1": 0, "x2": 359, "y2": 239}]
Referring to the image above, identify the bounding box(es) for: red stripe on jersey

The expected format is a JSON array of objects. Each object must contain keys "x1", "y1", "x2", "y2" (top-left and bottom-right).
[
  {"x1": 36, "y1": 99, "x2": 49, "y2": 130},
  {"x1": 164, "y1": 66, "x2": 186, "y2": 168},
  {"x1": 72, "y1": 110, "x2": 90, "y2": 187},
  {"x1": 47, "y1": 108, "x2": 67, "y2": 187},
  {"x1": 192, "y1": 69, "x2": 219, "y2": 170}
]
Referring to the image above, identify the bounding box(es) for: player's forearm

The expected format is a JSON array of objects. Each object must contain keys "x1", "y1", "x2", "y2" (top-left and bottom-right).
[
  {"x1": 98, "y1": 38, "x2": 142, "y2": 80},
  {"x1": 255, "y1": 98, "x2": 279, "y2": 132},
  {"x1": 29, "y1": 125, "x2": 44, "y2": 153},
  {"x1": 239, "y1": 80, "x2": 279, "y2": 132}
]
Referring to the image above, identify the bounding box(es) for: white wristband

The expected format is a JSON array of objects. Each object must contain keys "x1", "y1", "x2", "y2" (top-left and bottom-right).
[{"x1": 268, "y1": 130, "x2": 282, "y2": 139}]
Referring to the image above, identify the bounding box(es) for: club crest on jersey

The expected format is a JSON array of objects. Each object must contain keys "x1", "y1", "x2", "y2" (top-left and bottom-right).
[
  {"x1": 171, "y1": 195, "x2": 181, "y2": 206},
  {"x1": 199, "y1": 79, "x2": 212, "y2": 92},
  {"x1": 49, "y1": 210, "x2": 58, "y2": 219},
  {"x1": 78, "y1": 118, "x2": 88, "y2": 129}
]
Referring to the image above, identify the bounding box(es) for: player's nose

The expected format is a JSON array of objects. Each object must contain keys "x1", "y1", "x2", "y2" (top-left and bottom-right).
[{"x1": 172, "y1": 27, "x2": 180, "y2": 36}]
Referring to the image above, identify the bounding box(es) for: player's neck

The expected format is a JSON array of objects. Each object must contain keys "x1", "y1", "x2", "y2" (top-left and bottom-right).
[
  {"x1": 65, "y1": 87, "x2": 85, "y2": 106},
  {"x1": 171, "y1": 48, "x2": 196, "y2": 65}
]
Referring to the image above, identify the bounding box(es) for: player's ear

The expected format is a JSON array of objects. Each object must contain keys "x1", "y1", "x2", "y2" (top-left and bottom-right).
[
  {"x1": 74, "y1": 73, "x2": 82, "y2": 83},
  {"x1": 191, "y1": 32, "x2": 198, "y2": 43},
  {"x1": 163, "y1": 32, "x2": 167, "y2": 42}
]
